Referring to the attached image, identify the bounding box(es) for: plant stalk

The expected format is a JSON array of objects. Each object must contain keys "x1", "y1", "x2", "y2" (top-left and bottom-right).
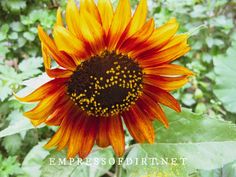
[{"x1": 115, "y1": 156, "x2": 122, "y2": 177}]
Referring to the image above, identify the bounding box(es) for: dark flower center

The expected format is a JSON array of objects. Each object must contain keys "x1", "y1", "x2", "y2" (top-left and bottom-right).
[{"x1": 67, "y1": 51, "x2": 143, "y2": 117}]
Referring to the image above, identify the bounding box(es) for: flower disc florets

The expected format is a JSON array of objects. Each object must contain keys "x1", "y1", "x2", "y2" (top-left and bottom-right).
[{"x1": 67, "y1": 51, "x2": 143, "y2": 117}]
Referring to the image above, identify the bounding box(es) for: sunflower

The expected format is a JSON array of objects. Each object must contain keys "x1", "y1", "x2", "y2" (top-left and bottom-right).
[{"x1": 16, "y1": 0, "x2": 192, "y2": 159}]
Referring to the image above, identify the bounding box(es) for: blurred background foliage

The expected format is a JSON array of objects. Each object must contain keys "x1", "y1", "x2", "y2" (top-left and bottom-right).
[{"x1": 0, "y1": 0, "x2": 236, "y2": 176}]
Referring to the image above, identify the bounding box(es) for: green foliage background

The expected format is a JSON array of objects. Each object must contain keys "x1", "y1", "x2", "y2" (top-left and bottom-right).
[{"x1": 0, "y1": 0, "x2": 236, "y2": 176}]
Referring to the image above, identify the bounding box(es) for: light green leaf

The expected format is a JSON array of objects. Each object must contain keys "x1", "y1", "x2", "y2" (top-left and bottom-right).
[
  {"x1": 0, "y1": 109, "x2": 42, "y2": 138},
  {"x1": 222, "y1": 161, "x2": 236, "y2": 177},
  {"x1": 8, "y1": 32, "x2": 18, "y2": 40},
  {"x1": 0, "y1": 155, "x2": 22, "y2": 177},
  {"x1": 0, "y1": 43, "x2": 10, "y2": 59},
  {"x1": 190, "y1": 5, "x2": 206, "y2": 18},
  {"x1": 123, "y1": 108, "x2": 236, "y2": 176},
  {"x1": 194, "y1": 102, "x2": 207, "y2": 114},
  {"x1": 206, "y1": 37, "x2": 214, "y2": 48},
  {"x1": 17, "y1": 73, "x2": 51, "y2": 94},
  {"x1": 196, "y1": 161, "x2": 236, "y2": 177},
  {"x1": 22, "y1": 142, "x2": 49, "y2": 177},
  {"x1": 41, "y1": 148, "x2": 114, "y2": 177},
  {"x1": 2, "y1": 134, "x2": 22, "y2": 155},
  {"x1": 23, "y1": 32, "x2": 35, "y2": 41},
  {"x1": 0, "y1": 24, "x2": 9, "y2": 41},
  {"x1": 0, "y1": 82, "x2": 12, "y2": 101},
  {"x1": 181, "y1": 93, "x2": 196, "y2": 106},
  {"x1": 211, "y1": 15, "x2": 234, "y2": 29},
  {"x1": 18, "y1": 36, "x2": 27, "y2": 47},
  {"x1": 213, "y1": 41, "x2": 236, "y2": 113},
  {"x1": 10, "y1": 21, "x2": 25, "y2": 32},
  {"x1": 18, "y1": 57, "x2": 43, "y2": 77},
  {"x1": 1, "y1": 0, "x2": 26, "y2": 13}
]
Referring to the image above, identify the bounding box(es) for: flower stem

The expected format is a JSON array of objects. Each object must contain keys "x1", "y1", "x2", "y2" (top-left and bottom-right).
[{"x1": 115, "y1": 156, "x2": 122, "y2": 177}]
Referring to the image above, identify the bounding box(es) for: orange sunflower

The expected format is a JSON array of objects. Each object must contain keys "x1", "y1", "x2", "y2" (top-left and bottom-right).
[{"x1": 16, "y1": 0, "x2": 192, "y2": 159}]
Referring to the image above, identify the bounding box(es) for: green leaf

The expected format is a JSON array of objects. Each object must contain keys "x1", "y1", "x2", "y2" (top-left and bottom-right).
[
  {"x1": 41, "y1": 148, "x2": 114, "y2": 177},
  {"x1": 0, "y1": 109, "x2": 42, "y2": 138},
  {"x1": 23, "y1": 32, "x2": 35, "y2": 41},
  {"x1": 0, "y1": 42, "x2": 10, "y2": 59},
  {"x1": 0, "y1": 57, "x2": 43, "y2": 101},
  {"x1": 2, "y1": 134, "x2": 22, "y2": 155},
  {"x1": 181, "y1": 93, "x2": 196, "y2": 106},
  {"x1": 206, "y1": 37, "x2": 214, "y2": 48},
  {"x1": 196, "y1": 161, "x2": 236, "y2": 177},
  {"x1": 10, "y1": 21, "x2": 25, "y2": 32},
  {"x1": 0, "y1": 81, "x2": 12, "y2": 101},
  {"x1": 1, "y1": 0, "x2": 26, "y2": 13},
  {"x1": 190, "y1": 5, "x2": 206, "y2": 18},
  {"x1": 18, "y1": 57, "x2": 43, "y2": 77},
  {"x1": 206, "y1": 37, "x2": 224, "y2": 48},
  {"x1": 22, "y1": 142, "x2": 49, "y2": 177},
  {"x1": 0, "y1": 64, "x2": 23, "y2": 100},
  {"x1": 0, "y1": 24, "x2": 9, "y2": 41},
  {"x1": 195, "y1": 102, "x2": 207, "y2": 114},
  {"x1": 17, "y1": 36, "x2": 27, "y2": 47},
  {"x1": 0, "y1": 155, "x2": 22, "y2": 177},
  {"x1": 213, "y1": 42, "x2": 236, "y2": 113},
  {"x1": 8, "y1": 32, "x2": 18, "y2": 40},
  {"x1": 211, "y1": 15, "x2": 234, "y2": 29},
  {"x1": 123, "y1": 108, "x2": 236, "y2": 176},
  {"x1": 222, "y1": 161, "x2": 236, "y2": 177}
]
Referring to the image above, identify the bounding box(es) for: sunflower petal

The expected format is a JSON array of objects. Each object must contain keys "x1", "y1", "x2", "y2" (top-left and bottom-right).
[
  {"x1": 140, "y1": 94, "x2": 169, "y2": 127},
  {"x1": 131, "y1": 106, "x2": 155, "y2": 143},
  {"x1": 126, "y1": 0, "x2": 147, "y2": 38},
  {"x1": 96, "y1": 117, "x2": 110, "y2": 147},
  {"x1": 116, "y1": 0, "x2": 148, "y2": 49},
  {"x1": 45, "y1": 100, "x2": 75, "y2": 126},
  {"x1": 46, "y1": 68, "x2": 73, "y2": 78},
  {"x1": 80, "y1": 0, "x2": 101, "y2": 23},
  {"x1": 56, "y1": 7, "x2": 63, "y2": 26},
  {"x1": 23, "y1": 87, "x2": 66, "y2": 120},
  {"x1": 15, "y1": 79, "x2": 66, "y2": 102},
  {"x1": 79, "y1": 10, "x2": 105, "y2": 54},
  {"x1": 67, "y1": 114, "x2": 86, "y2": 158},
  {"x1": 41, "y1": 43, "x2": 51, "y2": 69},
  {"x1": 66, "y1": 0, "x2": 82, "y2": 38},
  {"x1": 144, "y1": 84, "x2": 181, "y2": 112},
  {"x1": 136, "y1": 99, "x2": 155, "y2": 121},
  {"x1": 57, "y1": 114, "x2": 77, "y2": 150},
  {"x1": 108, "y1": 116, "x2": 125, "y2": 156},
  {"x1": 122, "y1": 111, "x2": 146, "y2": 143},
  {"x1": 119, "y1": 18, "x2": 154, "y2": 53},
  {"x1": 124, "y1": 106, "x2": 155, "y2": 143},
  {"x1": 107, "y1": 0, "x2": 131, "y2": 50},
  {"x1": 133, "y1": 18, "x2": 179, "y2": 58},
  {"x1": 97, "y1": 0, "x2": 113, "y2": 35},
  {"x1": 45, "y1": 108, "x2": 79, "y2": 149},
  {"x1": 160, "y1": 34, "x2": 188, "y2": 51},
  {"x1": 78, "y1": 116, "x2": 99, "y2": 159},
  {"x1": 45, "y1": 109, "x2": 64, "y2": 126},
  {"x1": 144, "y1": 75, "x2": 189, "y2": 91},
  {"x1": 38, "y1": 26, "x2": 76, "y2": 70},
  {"x1": 148, "y1": 18, "x2": 179, "y2": 47},
  {"x1": 144, "y1": 64, "x2": 194, "y2": 76},
  {"x1": 53, "y1": 26, "x2": 88, "y2": 58},
  {"x1": 138, "y1": 43, "x2": 190, "y2": 66},
  {"x1": 44, "y1": 127, "x2": 63, "y2": 148}
]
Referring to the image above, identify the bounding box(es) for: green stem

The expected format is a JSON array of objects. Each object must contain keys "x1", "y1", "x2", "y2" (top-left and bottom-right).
[
  {"x1": 115, "y1": 156, "x2": 122, "y2": 177},
  {"x1": 115, "y1": 144, "x2": 136, "y2": 177}
]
